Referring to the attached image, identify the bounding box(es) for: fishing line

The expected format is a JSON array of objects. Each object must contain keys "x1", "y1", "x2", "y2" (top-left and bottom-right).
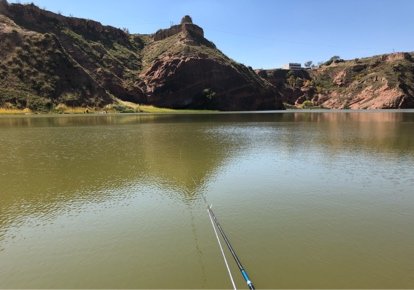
[
  {"x1": 192, "y1": 177, "x2": 237, "y2": 289},
  {"x1": 193, "y1": 177, "x2": 255, "y2": 290},
  {"x1": 208, "y1": 206, "x2": 255, "y2": 290},
  {"x1": 187, "y1": 203, "x2": 208, "y2": 288},
  {"x1": 207, "y1": 205, "x2": 237, "y2": 290}
]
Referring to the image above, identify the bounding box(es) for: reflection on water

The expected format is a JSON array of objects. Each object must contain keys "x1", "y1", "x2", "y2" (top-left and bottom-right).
[{"x1": 0, "y1": 111, "x2": 414, "y2": 288}]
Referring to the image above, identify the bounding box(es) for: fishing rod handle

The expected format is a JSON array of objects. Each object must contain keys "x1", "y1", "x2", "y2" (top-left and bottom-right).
[{"x1": 242, "y1": 269, "x2": 255, "y2": 290}]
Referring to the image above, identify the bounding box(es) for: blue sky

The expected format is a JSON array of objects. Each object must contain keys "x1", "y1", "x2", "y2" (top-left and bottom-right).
[{"x1": 8, "y1": 0, "x2": 414, "y2": 69}]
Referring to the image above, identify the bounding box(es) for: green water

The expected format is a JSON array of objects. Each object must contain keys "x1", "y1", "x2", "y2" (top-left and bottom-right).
[{"x1": 0, "y1": 111, "x2": 414, "y2": 289}]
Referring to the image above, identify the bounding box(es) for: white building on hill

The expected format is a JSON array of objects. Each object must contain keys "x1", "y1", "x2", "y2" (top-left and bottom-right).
[{"x1": 283, "y1": 63, "x2": 302, "y2": 70}]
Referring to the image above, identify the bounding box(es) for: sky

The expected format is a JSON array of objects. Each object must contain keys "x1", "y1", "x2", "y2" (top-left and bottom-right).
[{"x1": 8, "y1": 0, "x2": 414, "y2": 69}]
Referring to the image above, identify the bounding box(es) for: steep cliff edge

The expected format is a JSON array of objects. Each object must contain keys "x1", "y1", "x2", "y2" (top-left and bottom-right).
[
  {"x1": 0, "y1": 3, "x2": 283, "y2": 111},
  {"x1": 259, "y1": 52, "x2": 414, "y2": 109}
]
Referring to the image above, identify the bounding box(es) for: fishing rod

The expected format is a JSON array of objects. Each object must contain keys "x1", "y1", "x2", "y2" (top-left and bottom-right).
[
  {"x1": 207, "y1": 205, "x2": 256, "y2": 290},
  {"x1": 191, "y1": 177, "x2": 255, "y2": 289}
]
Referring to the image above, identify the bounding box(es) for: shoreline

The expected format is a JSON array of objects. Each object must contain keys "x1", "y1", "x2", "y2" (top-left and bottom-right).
[
  {"x1": 0, "y1": 104, "x2": 219, "y2": 115},
  {"x1": 1, "y1": 107, "x2": 414, "y2": 117}
]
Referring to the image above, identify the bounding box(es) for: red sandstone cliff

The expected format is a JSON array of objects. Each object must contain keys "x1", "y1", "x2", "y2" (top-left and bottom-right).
[{"x1": 259, "y1": 53, "x2": 414, "y2": 109}]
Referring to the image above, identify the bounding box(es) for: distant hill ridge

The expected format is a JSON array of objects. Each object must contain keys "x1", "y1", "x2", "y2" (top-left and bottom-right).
[
  {"x1": 0, "y1": 0, "x2": 413, "y2": 111},
  {"x1": 259, "y1": 52, "x2": 414, "y2": 109}
]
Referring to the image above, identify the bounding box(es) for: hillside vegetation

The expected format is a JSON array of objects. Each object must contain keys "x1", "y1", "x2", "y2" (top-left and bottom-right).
[
  {"x1": 0, "y1": 1, "x2": 283, "y2": 112},
  {"x1": 1, "y1": 0, "x2": 413, "y2": 112}
]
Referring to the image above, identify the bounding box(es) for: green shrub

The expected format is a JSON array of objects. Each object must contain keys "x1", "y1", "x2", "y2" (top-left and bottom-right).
[
  {"x1": 203, "y1": 88, "x2": 216, "y2": 100},
  {"x1": 287, "y1": 75, "x2": 296, "y2": 87},
  {"x1": 27, "y1": 97, "x2": 53, "y2": 112},
  {"x1": 324, "y1": 56, "x2": 344, "y2": 66},
  {"x1": 301, "y1": 100, "x2": 314, "y2": 108},
  {"x1": 295, "y1": 78, "x2": 304, "y2": 87},
  {"x1": 112, "y1": 104, "x2": 136, "y2": 113}
]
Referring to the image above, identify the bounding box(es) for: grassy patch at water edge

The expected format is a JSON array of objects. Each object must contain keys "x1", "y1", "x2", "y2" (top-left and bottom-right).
[
  {"x1": 112, "y1": 100, "x2": 217, "y2": 114},
  {"x1": 138, "y1": 105, "x2": 218, "y2": 114},
  {"x1": 0, "y1": 108, "x2": 32, "y2": 114},
  {"x1": 0, "y1": 101, "x2": 218, "y2": 115}
]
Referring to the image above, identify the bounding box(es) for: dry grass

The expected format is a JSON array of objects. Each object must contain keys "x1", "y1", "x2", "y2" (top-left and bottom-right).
[
  {"x1": 138, "y1": 105, "x2": 217, "y2": 114},
  {"x1": 111, "y1": 100, "x2": 216, "y2": 114},
  {"x1": 0, "y1": 108, "x2": 32, "y2": 114},
  {"x1": 138, "y1": 105, "x2": 178, "y2": 113},
  {"x1": 54, "y1": 104, "x2": 93, "y2": 114}
]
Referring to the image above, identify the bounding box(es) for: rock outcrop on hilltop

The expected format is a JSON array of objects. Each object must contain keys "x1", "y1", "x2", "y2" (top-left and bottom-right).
[
  {"x1": 259, "y1": 52, "x2": 414, "y2": 109},
  {"x1": 154, "y1": 15, "x2": 207, "y2": 45},
  {"x1": 0, "y1": 3, "x2": 283, "y2": 111}
]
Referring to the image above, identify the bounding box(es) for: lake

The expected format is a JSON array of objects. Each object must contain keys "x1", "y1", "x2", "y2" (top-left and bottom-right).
[{"x1": 1, "y1": 111, "x2": 414, "y2": 289}]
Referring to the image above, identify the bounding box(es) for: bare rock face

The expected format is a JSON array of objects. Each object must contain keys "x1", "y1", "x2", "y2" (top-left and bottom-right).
[
  {"x1": 141, "y1": 55, "x2": 282, "y2": 110},
  {"x1": 0, "y1": 0, "x2": 8, "y2": 13},
  {"x1": 384, "y1": 52, "x2": 412, "y2": 62},
  {"x1": 313, "y1": 54, "x2": 414, "y2": 109},
  {"x1": 261, "y1": 53, "x2": 414, "y2": 109}
]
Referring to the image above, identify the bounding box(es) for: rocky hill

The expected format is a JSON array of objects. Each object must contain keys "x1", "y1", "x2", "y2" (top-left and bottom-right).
[
  {"x1": 2, "y1": 1, "x2": 413, "y2": 112},
  {"x1": 258, "y1": 52, "x2": 414, "y2": 109},
  {"x1": 0, "y1": 1, "x2": 283, "y2": 112}
]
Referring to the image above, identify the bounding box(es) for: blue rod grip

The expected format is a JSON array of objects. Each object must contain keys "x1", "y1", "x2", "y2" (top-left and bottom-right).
[{"x1": 242, "y1": 270, "x2": 255, "y2": 290}]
